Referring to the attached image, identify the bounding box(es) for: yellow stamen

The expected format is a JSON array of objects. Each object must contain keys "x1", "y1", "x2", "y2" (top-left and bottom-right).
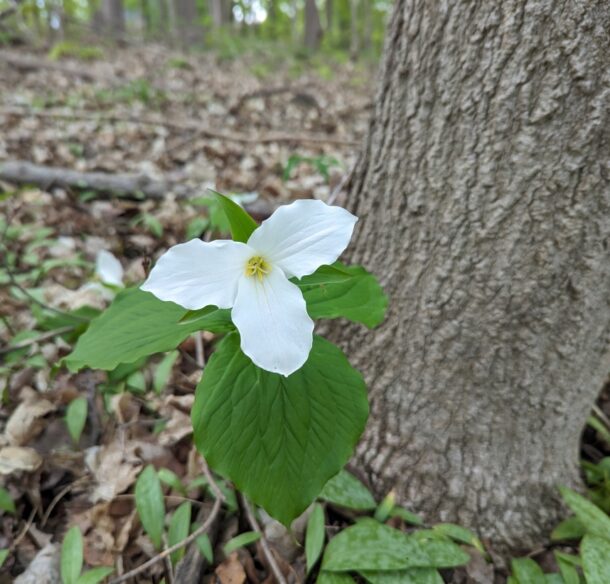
[{"x1": 245, "y1": 256, "x2": 270, "y2": 281}]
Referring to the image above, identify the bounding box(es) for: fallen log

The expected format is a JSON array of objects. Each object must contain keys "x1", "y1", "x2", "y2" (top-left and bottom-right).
[
  {"x1": 0, "y1": 160, "x2": 277, "y2": 218},
  {"x1": 0, "y1": 51, "x2": 109, "y2": 82},
  {"x1": 0, "y1": 160, "x2": 190, "y2": 199}
]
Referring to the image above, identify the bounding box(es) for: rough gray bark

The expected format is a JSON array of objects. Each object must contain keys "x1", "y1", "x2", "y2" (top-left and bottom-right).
[
  {"x1": 100, "y1": 0, "x2": 125, "y2": 34},
  {"x1": 304, "y1": 0, "x2": 323, "y2": 51},
  {"x1": 335, "y1": 0, "x2": 610, "y2": 549}
]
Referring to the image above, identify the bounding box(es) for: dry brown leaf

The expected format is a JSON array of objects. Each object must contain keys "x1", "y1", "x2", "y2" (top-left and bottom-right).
[
  {"x1": 216, "y1": 552, "x2": 247, "y2": 584},
  {"x1": 5, "y1": 388, "x2": 56, "y2": 446},
  {"x1": 158, "y1": 394, "x2": 194, "y2": 446},
  {"x1": 85, "y1": 443, "x2": 142, "y2": 503},
  {"x1": 14, "y1": 543, "x2": 60, "y2": 584},
  {"x1": 0, "y1": 446, "x2": 43, "y2": 475}
]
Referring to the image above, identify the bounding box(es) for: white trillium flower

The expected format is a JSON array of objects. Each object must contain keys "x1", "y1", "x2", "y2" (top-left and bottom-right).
[
  {"x1": 96, "y1": 250, "x2": 125, "y2": 288},
  {"x1": 141, "y1": 199, "x2": 357, "y2": 376}
]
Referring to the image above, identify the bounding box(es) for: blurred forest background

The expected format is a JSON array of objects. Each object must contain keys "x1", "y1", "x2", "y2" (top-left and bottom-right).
[{"x1": 0, "y1": 0, "x2": 390, "y2": 58}]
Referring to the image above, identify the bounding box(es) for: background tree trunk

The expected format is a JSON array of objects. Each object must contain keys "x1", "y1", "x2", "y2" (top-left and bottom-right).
[
  {"x1": 100, "y1": 0, "x2": 125, "y2": 35},
  {"x1": 304, "y1": 0, "x2": 323, "y2": 50},
  {"x1": 334, "y1": 0, "x2": 610, "y2": 550},
  {"x1": 172, "y1": 0, "x2": 201, "y2": 45}
]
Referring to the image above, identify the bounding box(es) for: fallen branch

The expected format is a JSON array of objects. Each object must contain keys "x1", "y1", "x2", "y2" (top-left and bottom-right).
[
  {"x1": 0, "y1": 105, "x2": 359, "y2": 147},
  {"x1": 109, "y1": 491, "x2": 223, "y2": 584},
  {"x1": 0, "y1": 51, "x2": 108, "y2": 82},
  {"x1": 0, "y1": 160, "x2": 190, "y2": 199},
  {"x1": 241, "y1": 495, "x2": 288, "y2": 584}
]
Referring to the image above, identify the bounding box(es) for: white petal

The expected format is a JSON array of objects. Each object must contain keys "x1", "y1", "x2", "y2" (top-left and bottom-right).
[
  {"x1": 232, "y1": 268, "x2": 314, "y2": 376},
  {"x1": 247, "y1": 199, "x2": 357, "y2": 279},
  {"x1": 96, "y1": 250, "x2": 124, "y2": 287},
  {"x1": 141, "y1": 239, "x2": 253, "y2": 310}
]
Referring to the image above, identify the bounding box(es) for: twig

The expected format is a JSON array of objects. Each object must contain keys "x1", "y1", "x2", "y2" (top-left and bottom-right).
[
  {"x1": 108, "y1": 459, "x2": 226, "y2": 584},
  {"x1": 10, "y1": 507, "x2": 36, "y2": 551},
  {"x1": 108, "y1": 495, "x2": 222, "y2": 584},
  {"x1": 0, "y1": 325, "x2": 75, "y2": 356},
  {"x1": 0, "y1": 106, "x2": 359, "y2": 147},
  {"x1": 240, "y1": 495, "x2": 288, "y2": 584},
  {"x1": 41, "y1": 477, "x2": 88, "y2": 527}
]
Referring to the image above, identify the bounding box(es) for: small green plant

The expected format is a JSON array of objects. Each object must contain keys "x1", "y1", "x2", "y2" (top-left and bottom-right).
[
  {"x1": 65, "y1": 396, "x2": 88, "y2": 444},
  {"x1": 61, "y1": 526, "x2": 113, "y2": 584},
  {"x1": 283, "y1": 154, "x2": 342, "y2": 183},
  {"x1": 48, "y1": 41, "x2": 104, "y2": 61}
]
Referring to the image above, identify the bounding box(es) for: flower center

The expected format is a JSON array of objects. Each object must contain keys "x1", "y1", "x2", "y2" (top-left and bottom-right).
[{"x1": 245, "y1": 256, "x2": 270, "y2": 281}]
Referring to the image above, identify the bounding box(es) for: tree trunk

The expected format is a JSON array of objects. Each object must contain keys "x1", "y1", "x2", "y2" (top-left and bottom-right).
[
  {"x1": 334, "y1": 0, "x2": 610, "y2": 550},
  {"x1": 304, "y1": 0, "x2": 323, "y2": 50},
  {"x1": 172, "y1": 0, "x2": 201, "y2": 45},
  {"x1": 348, "y1": 0, "x2": 359, "y2": 58},
  {"x1": 100, "y1": 0, "x2": 125, "y2": 34},
  {"x1": 209, "y1": 0, "x2": 229, "y2": 27}
]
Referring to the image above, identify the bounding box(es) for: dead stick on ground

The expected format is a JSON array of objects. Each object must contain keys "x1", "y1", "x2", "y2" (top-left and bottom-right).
[
  {"x1": 108, "y1": 495, "x2": 223, "y2": 584},
  {"x1": 0, "y1": 106, "x2": 358, "y2": 147},
  {"x1": 0, "y1": 160, "x2": 190, "y2": 199},
  {"x1": 241, "y1": 495, "x2": 288, "y2": 584}
]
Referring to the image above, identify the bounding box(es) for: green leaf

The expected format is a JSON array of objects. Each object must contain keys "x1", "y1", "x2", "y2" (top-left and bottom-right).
[
  {"x1": 551, "y1": 516, "x2": 586, "y2": 542},
  {"x1": 544, "y1": 576, "x2": 564, "y2": 584},
  {"x1": 321, "y1": 518, "x2": 469, "y2": 571},
  {"x1": 374, "y1": 491, "x2": 396, "y2": 522},
  {"x1": 76, "y1": 567, "x2": 114, "y2": 584},
  {"x1": 195, "y1": 532, "x2": 214, "y2": 563},
  {"x1": 65, "y1": 397, "x2": 88, "y2": 443},
  {"x1": 0, "y1": 487, "x2": 15, "y2": 514},
  {"x1": 214, "y1": 191, "x2": 258, "y2": 243},
  {"x1": 135, "y1": 465, "x2": 165, "y2": 550},
  {"x1": 320, "y1": 470, "x2": 376, "y2": 511},
  {"x1": 360, "y1": 569, "x2": 443, "y2": 584},
  {"x1": 432, "y1": 524, "x2": 484, "y2": 552},
  {"x1": 61, "y1": 526, "x2": 84, "y2": 584},
  {"x1": 316, "y1": 572, "x2": 357, "y2": 584},
  {"x1": 581, "y1": 535, "x2": 610, "y2": 584},
  {"x1": 223, "y1": 531, "x2": 261, "y2": 555},
  {"x1": 168, "y1": 502, "x2": 191, "y2": 565},
  {"x1": 554, "y1": 552, "x2": 580, "y2": 584},
  {"x1": 158, "y1": 468, "x2": 186, "y2": 495},
  {"x1": 153, "y1": 350, "x2": 179, "y2": 394},
  {"x1": 306, "y1": 503, "x2": 326, "y2": 573},
  {"x1": 511, "y1": 558, "x2": 546, "y2": 584},
  {"x1": 559, "y1": 487, "x2": 610, "y2": 541},
  {"x1": 297, "y1": 264, "x2": 387, "y2": 328},
  {"x1": 389, "y1": 507, "x2": 424, "y2": 526},
  {"x1": 0, "y1": 549, "x2": 8, "y2": 568},
  {"x1": 193, "y1": 333, "x2": 369, "y2": 526},
  {"x1": 65, "y1": 288, "x2": 232, "y2": 371}
]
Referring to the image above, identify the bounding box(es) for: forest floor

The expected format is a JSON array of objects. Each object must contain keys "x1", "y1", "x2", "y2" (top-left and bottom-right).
[{"x1": 0, "y1": 43, "x2": 609, "y2": 584}]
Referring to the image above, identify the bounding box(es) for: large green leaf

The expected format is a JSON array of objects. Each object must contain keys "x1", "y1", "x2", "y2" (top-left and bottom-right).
[
  {"x1": 317, "y1": 573, "x2": 357, "y2": 584},
  {"x1": 214, "y1": 191, "x2": 258, "y2": 242},
  {"x1": 296, "y1": 264, "x2": 387, "y2": 328},
  {"x1": 361, "y1": 569, "x2": 443, "y2": 584},
  {"x1": 581, "y1": 535, "x2": 610, "y2": 584},
  {"x1": 559, "y1": 487, "x2": 610, "y2": 541},
  {"x1": 64, "y1": 288, "x2": 232, "y2": 371},
  {"x1": 322, "y1": 519, "x2": 469, "y2": 571},
  {"x1": 320, "y1": 469, "x2": 376, "y2": 511},
  {"x1": 192, "y1": 333, "x2": 368, "y2": 526}
]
